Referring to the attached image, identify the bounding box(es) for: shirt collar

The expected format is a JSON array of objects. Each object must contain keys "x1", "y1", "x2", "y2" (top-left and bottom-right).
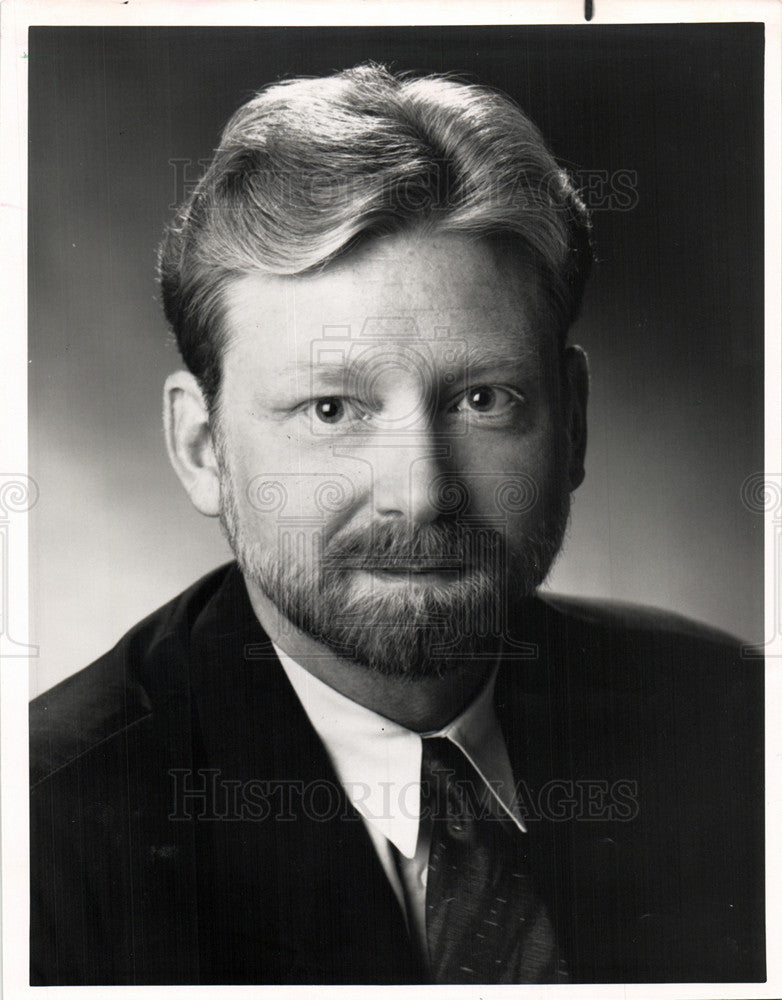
[{"x1": 274, "y1": 644, "x2": 525, "y2": 860}]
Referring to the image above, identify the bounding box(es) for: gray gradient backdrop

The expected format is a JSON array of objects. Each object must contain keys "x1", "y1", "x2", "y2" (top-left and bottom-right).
[{"x1": 28, "y1": 24, "x2": 764, "y2": 695}]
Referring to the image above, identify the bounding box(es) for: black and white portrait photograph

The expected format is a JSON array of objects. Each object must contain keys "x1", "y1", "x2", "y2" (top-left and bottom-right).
[{"x1": 1, "y1": 1, "x2": 779, "y2": 996}]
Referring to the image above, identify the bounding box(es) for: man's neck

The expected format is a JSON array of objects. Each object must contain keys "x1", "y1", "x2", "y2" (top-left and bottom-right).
[{"x1": 245, "y1": 583, "x2": 495, "y2": 733}]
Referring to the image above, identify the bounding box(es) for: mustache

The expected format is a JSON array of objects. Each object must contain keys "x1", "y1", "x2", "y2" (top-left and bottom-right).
[{"x1": 321, "y1": 520, "x2": 504, "y2": 573}]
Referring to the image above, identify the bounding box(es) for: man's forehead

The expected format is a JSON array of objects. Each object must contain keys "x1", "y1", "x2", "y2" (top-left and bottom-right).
[
  {"x1": 219, "y1": 231, "x2": 553, "y2": 381},
  {"x1": 223, "y1": 295, "x2": 548, "y2": 386}
]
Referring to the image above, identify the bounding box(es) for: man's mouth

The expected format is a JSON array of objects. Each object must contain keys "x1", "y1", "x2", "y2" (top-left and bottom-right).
[
  {"x1": 370, "y1": 569, "x2": 459, "y2": 579},
  {"x1": 326, "y1": 558, "x2": 463, "y2": 574}
]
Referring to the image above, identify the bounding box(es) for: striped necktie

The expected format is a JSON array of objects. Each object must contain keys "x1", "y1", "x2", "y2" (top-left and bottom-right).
[{"x1": 422, "y1": 736, "x2": 564, "y2": 984}]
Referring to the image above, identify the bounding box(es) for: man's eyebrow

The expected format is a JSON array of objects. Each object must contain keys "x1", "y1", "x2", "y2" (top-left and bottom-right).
[
  {"x1": 278, "y1": 361, "x2": 351, "y2": 377},
  {"x1": 448, "y1": 345, "x2": 541, "y2": 373}
]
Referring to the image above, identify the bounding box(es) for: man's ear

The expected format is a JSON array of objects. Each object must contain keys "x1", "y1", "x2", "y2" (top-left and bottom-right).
[
  {"x1": 563, "y1": 345, "x2": 589, "y2": 491},
  {"x1": 163, "y1": 371, "x2": 221, "y2": 517}
]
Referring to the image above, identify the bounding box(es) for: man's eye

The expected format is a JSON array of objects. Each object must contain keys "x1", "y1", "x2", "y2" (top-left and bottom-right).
[
  {"x1": 310, "y1": 397, "x2": 368, "y2": 425},
  {"x1": 314, "y1": 397, "x2": 345, "y2": 423},
  {"x1": 452, "y1": 385, "x2": 521, "y2": 415}
]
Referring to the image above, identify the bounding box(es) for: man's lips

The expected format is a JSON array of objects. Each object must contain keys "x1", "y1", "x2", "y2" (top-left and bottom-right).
[
  {"x1": 369, "y1": 567, "x2": 459, "y2": 576},
  {"x1": 325, "y1": 558, "x2": 464, "y2": 573}
]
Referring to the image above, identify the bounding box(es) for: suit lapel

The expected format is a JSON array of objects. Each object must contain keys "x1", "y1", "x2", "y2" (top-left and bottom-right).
[{"x1": 185, "y1": 566, "x2": 423, "y2": 983}]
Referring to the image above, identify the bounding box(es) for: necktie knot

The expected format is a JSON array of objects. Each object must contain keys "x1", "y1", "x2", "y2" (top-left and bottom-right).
[{"x1": 421, "y1": 737, "x2": 485, "y2": 841}]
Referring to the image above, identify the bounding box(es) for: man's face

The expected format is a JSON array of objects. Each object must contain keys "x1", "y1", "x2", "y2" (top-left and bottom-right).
[{"x1": 214, "y1": 230, "x2": 576, "y2": 677}]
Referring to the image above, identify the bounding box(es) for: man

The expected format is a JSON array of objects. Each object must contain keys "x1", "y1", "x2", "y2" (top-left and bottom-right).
[{"x1": 29, "y1": 63, "x2": 764, "y2": 985}]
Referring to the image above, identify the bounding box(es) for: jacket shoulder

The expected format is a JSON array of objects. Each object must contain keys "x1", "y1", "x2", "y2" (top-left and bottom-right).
[
  {"x1": 29, "y1": 563, "x2": 234, "y2": 787},
  {"x1": 516, "y1": 591, "x2": 762, "y2": 748},
  {"x1": 538, "y1": 591, "x2": 742, "y2": 647}
]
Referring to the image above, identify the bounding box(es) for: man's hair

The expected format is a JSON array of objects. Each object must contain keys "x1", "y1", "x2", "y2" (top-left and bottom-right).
[{"x1": 158, "y1": 62, "x2": 592, "y2": 414}]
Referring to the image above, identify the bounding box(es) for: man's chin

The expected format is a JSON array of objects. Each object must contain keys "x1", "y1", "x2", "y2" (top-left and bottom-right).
[
  {"x1": 264, "y1": 569, "x2": 505, "y2": 679},
  {"x1": 309, "y1": 619, "x2": 498, "y2": 681}
]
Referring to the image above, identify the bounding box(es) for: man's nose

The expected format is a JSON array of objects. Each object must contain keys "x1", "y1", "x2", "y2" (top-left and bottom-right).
[{"x1": 371, "y1": 426, "x2": 450, "y2": 525}]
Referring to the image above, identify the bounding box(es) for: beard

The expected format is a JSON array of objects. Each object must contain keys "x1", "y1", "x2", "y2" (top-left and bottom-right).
[{"x1": 218, "y1": 466, "x2": 570, "y2": 680}]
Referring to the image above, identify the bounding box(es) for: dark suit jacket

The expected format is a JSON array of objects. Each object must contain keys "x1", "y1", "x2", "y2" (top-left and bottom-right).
[{"x1": 29, "y1": 562, "x2": 765, "y2": 984}]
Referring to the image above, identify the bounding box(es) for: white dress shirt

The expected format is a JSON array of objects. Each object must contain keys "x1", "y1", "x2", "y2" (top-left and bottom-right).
[{"x1": 273, "y1": 643, "x2": 526, "y2": 955}]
